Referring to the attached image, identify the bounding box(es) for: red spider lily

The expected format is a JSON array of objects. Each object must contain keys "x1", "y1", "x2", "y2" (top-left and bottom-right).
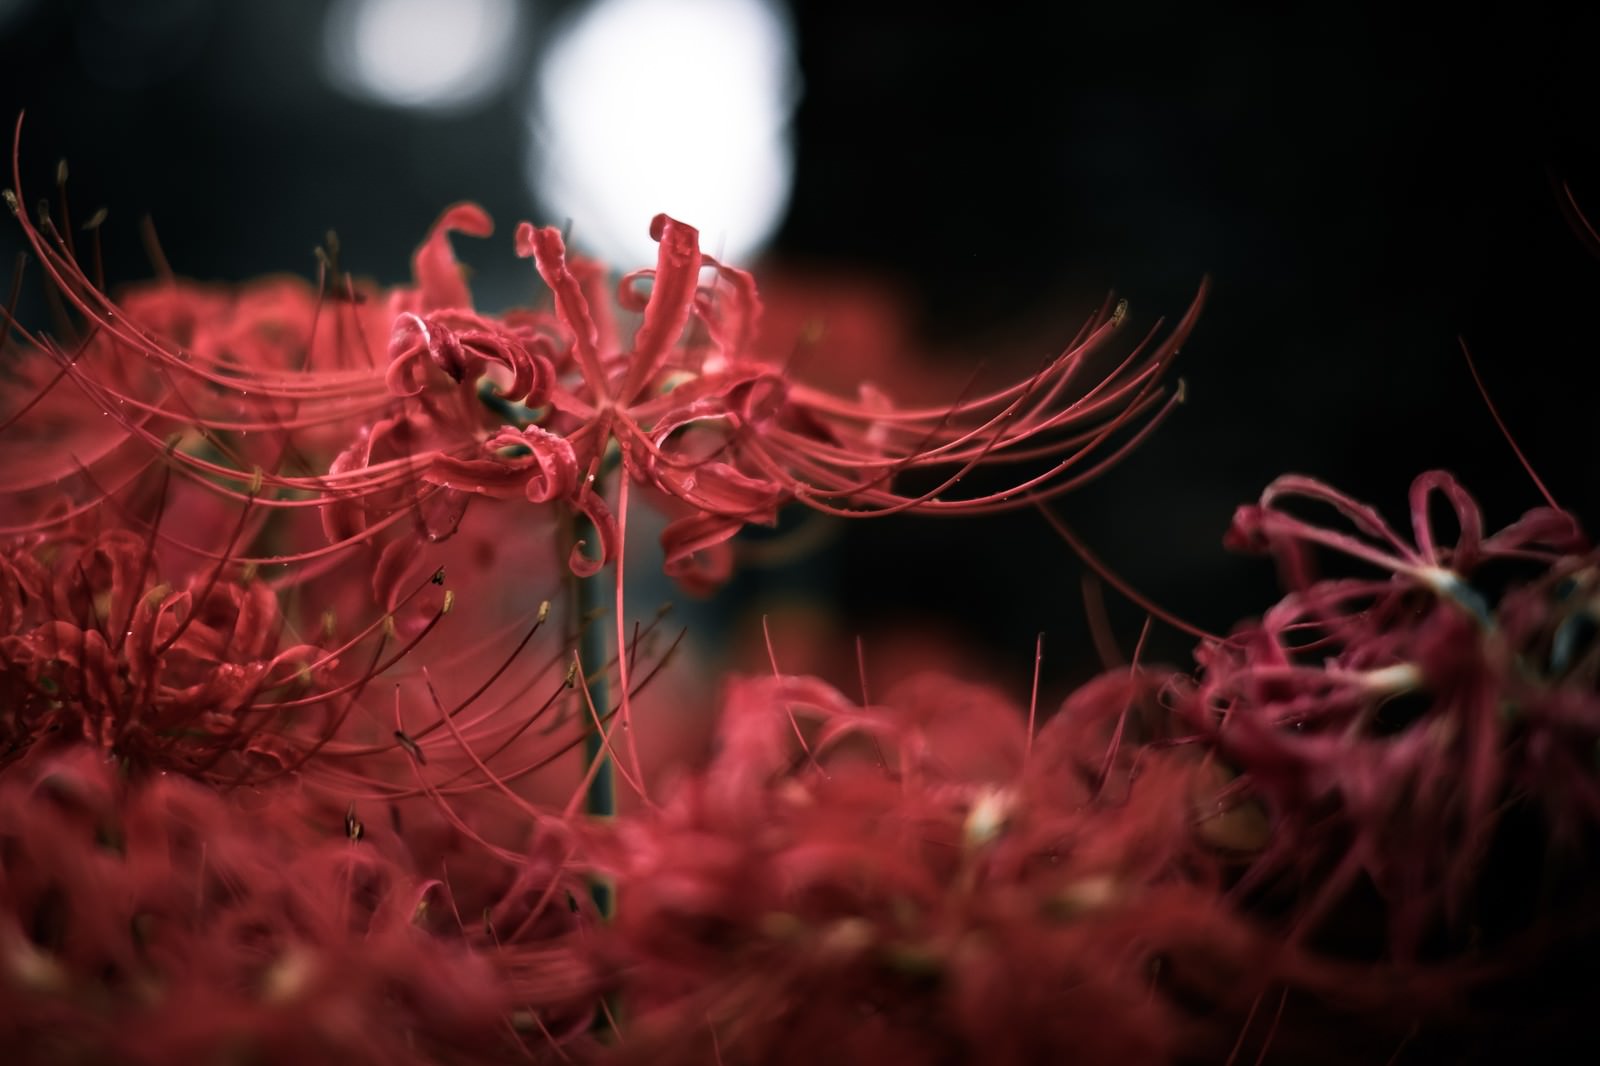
[
  {"x1": 0, "y1": 368, "x2": 669, "y2": 825},
  {"x1": 1183, "y1": 470, "x2": 1600, "y2": 959},
  {"x1": 0, "y1": 509, "x2": 332, "y2": 777},
  {"x1": 0, "y1": 473, "x2": 543, "y2": 788},
  {"x1": 1, "y1": 173, "x2": 512, "y2": 562},
  {"x1": 4, "y1": 128, "x2": 1204, "y2": 817},
  {"x1": 5, "y1": 111, "x2": 1202, "y2": 596},
  {"x1": 516, "y1": 216, "x2": 1204, "y2": 589},
  {"x1": 0, "y1": 744, "x2": 599, "y2": 1065},
  {"x1": 573, "y1": 664, "x2": 1365, "y2": 1065}
]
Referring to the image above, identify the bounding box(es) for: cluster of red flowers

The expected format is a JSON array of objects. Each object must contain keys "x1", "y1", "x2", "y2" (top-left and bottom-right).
[
  {"x1": 0, "y1": 744, "x2": 600, "y2": 1065},
  {"x1": 1183, "y1": 472, "x2": 1600, "y2": 960},
  {"x1": 3, "y1": 137, "x2": 1598, "y2": 1062}
]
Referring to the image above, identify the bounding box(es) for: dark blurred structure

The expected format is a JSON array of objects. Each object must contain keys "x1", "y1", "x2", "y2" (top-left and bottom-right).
[{"x1": 3, "y1": 1, "x2": 1597, "y2": 698}]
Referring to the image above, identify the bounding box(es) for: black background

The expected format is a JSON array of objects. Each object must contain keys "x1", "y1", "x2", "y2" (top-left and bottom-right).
[{"x1": 4, "y1": 1, "x2": 1598, "y2": 699}]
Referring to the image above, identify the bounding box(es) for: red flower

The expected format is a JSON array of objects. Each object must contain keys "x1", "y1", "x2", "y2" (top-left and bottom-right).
[
  {"x1": 1187, "y1": 471, "x2": 1600, "y2": 958},
  {"x1": 518, "y1": 214, "x2": 1204, "y2": 589},
  {"x1": 576, "y1": 666, "x2": 1339, "y2": 1065},
  {"x1": 0, "y1": 744, "x2": 598, "y2": 1065},
  {"x1": 0, "y1": 511, "x2": 338, "y2": 778},
  {"x1": 6, "y1": 130, "x2": 1199, "y2": 597}
]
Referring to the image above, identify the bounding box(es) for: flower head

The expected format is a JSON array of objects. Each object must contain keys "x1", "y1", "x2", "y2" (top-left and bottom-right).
[
  {"x1": 0, "y1": 743, "x2": 598, "y2": 1065},
  {"x1": 5, "y1": 123, "x2": 1200, "y2": 597},
  {"x1": 1185, "y1": 471, "x2": 1600, "y2": 958},
  {"x1": 576, "y1": 664, "x2": 1336, "y2": 1064}
]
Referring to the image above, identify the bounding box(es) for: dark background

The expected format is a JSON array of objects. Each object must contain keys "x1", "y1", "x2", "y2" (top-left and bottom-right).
[{"x1": 3, "y1": 1, "x2": 1598, "y2": 700}]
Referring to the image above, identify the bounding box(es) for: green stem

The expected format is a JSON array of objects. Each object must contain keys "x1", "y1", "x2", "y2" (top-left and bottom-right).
[{"x1": 572, "y1": 509, "x2": 616, "y2": 918}]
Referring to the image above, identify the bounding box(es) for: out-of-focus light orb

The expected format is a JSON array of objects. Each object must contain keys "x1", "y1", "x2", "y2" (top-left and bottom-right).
[
  {"x1": 323, "y1": 0, "x2": 523, "y2": 113},
  {"x1": 529, "y1": 0, "x2": 800, "y2": 267}
]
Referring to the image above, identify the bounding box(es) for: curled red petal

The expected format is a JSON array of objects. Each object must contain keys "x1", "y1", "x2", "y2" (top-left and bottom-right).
[
  {"x1": 411, "y1": 202, "x2": 493, "y2": 312},
  {"x1": 568, "y1": 482, "x2": 617, "y2": 579},
  {"x1": 660, "y1": 512, "x2": 743, "y2": 595},
  {"x1": 384, "y1": 312, "x2": 432, "y2": 397},
  {"x1": 519, "y1": 222, "x2": 607, "y2": 393},
  {"x1": 696, "y1": 252, "x2": 764, "y2": 361},
  {"x1": 419, "y1": 425, "x2": 578, "y2": 504},
  {"x1": 1408, "y1": 470, "x2": 1484, "y2": 570},
  {"x1": 621, "y1": 215, "x2": 702, "y2": 400},
  {"x1": 515, "y1": 426, "x2": 580, "y2": 504},
  {"x1": 665, "y1": 459, "x2": 783, "y2": 521}
]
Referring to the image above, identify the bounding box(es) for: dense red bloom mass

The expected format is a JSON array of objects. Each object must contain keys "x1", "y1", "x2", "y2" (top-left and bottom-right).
[
  {"x1": 0, "y1": 144, "x2": 1224, "y2": 1061},
  {"x1": 1182, "y1": 471, "x2": 1600, "y2": 958},
  {"x1": 9, "y1": 128, "x2": 1600, "y2": 1064},
  {"x1": 0, "y1": 744, "x2": 598, "y2": 1065},
  {"x1": 577, "y1": 668, "x2": 1366, "y2": 1065},
  {"x1": 0, "y1": 509, "x2": 336, "y2": 778}
]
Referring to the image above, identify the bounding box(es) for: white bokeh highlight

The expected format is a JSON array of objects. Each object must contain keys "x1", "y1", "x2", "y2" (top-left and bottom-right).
[
  {"x1": 528, "y1": 0, "x2": 800, "y2": 267},
  {"x1": 323, "y1": 0, "x2": 523, "y2": 113}
]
